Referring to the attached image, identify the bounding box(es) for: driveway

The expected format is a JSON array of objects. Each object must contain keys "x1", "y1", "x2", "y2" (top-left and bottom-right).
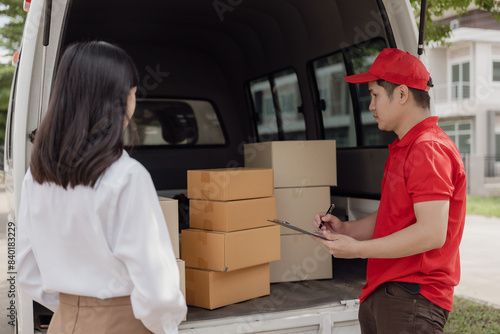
[{"x1": 454, "y1": 214, "x2": 500, "y2": 308}]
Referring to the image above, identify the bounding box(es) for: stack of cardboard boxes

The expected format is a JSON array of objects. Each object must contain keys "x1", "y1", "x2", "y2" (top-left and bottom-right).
[
  {"x1": 244, "y1": 140, "x2": 337, "y2": 283},
  {"x1": 158, "y1": 197, "x2": 186, "y2": 320},
  {"x1": 181, "y1": 168, "x2": 280, "y2": 309}
]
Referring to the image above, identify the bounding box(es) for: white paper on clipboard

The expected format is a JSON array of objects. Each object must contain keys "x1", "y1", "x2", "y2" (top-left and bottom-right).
[{"x1": 267, "y1": 219, "x2": 328, "y2": 240}]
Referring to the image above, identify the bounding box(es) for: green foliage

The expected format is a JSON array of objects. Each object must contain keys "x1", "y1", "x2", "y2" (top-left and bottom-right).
[
  {"x1": 0, "y1": 1, "x2": 25, "y2": 145},
  {"x1": 445, "y1": 297, "x2": 500, "y2": 334},
  {"x1": 466, "y1": 195, "x2": 500, "y2": 217},
  {"x1": 0, "y1": 0, "x2": 27, "y2": 53},
  {"x1": 409, "y1": 0, "x2": 500, "y2": 46},
  {"x1": 0, "y1": 63, "x2": 14, "y2": 109},
  {"x1": 0, "y1": 63, "x2": 14, "y2": 145}
]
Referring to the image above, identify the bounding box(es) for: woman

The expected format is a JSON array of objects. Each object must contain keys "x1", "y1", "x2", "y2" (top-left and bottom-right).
[{"x1": 17, "y1": 41, "x2": 187, "y2": 333}]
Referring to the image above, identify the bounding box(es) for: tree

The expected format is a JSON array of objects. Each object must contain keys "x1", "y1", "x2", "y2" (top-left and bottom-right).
[
  {"x1": 0, "y1": 0, "x2": 26, "y2": 147},
  {"x1": 0, "y1": 0, "x2": 27, "y2": 53},
  {"x1": 0, "y1": 63, "x2": 14, "y2": 146},
  {"x1": 410, "y1": 0, "x2": 500, "y2": 45}
]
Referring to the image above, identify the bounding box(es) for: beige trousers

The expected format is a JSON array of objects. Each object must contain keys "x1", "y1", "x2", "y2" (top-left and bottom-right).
[{"x1": 47, "y1": 293, "x2": 152, "y2": 334}]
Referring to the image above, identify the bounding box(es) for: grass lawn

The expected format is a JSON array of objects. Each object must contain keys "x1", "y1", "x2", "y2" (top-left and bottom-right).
[
  {"x1": 466, "y1": 195, "x2": 500, "y2": 217},
  {"x1": 444, "y1": 195, "x2": 500, "y2": 333},
  {"x1": 446, "y1": 297, "x2": 500, "y2": 334}
]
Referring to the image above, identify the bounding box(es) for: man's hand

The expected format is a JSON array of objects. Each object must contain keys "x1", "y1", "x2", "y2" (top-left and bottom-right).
[
  {"x1": 311, "y1": 210, "x2": 377, "y2": 259},
  {"x1": 312, "y1": 230, "x2": 363, "y2": 259},
  {"x1": 313, "y1": 212, "x2": 345, "y2": 234},
  {"x1": 311, "y1": 201, "x2": 449, "y2": 260}
]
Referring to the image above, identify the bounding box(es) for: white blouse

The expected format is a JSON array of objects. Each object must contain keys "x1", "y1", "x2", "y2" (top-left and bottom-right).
[{"x1": 17, "y1": 151, "x2": 187, "y2": 333}]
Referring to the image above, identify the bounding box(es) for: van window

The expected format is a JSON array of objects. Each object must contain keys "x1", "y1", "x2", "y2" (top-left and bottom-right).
[
  {"x1": 349, "y1": 38, "x2": 396, "y2": 146},
  {"x1": 125, "y1": 99, "x2": 226, "y2": 146},
  {"x1": 313, "y1": 52, "x2": 356, "y2": 147},
  {"x1": 249, "y1": 69, "x2": 305, "y2": 141},
  {"x1": 313, "y1": 39, "x2": 394, "y2": 148}
]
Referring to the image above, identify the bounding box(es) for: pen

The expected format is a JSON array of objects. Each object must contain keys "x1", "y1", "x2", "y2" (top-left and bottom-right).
[{"x1": 318, "y1": 204, "x2": 335, "y2": 229}]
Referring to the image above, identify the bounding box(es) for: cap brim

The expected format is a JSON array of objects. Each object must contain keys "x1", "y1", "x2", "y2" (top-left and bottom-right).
[{"x1": 344, "y1": 71, "x2": 379, "y2": 84}]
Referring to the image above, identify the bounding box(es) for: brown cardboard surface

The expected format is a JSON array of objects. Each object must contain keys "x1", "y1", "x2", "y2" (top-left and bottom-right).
[
  {"x1": 270, "y1": 234, "x2": 332, "y2": 283},
  {"x1": 177, "y1": 259, "x2": 186, "y2": 300},
  {"x1": 189, "y1": 197, "x2": 276, "y2": 232},
  {"x1": 274, "y1": 187, "x2": 331, "y2": 235},
  {"x1": 181, "y1": 226, "x2": 280, "y2": 271},
  {"x1": 177, "y1": 259, "x2": 187, "y2": 321},
  {"x1": 158, "y1": 197, "x2": 180, "y2": 258},
  {"x1": 185, "y1": 263, "x2": 270, "y2": 310},
  {"x1": 187, "y1": 168, "x2": 274, "y2": 201},
  {"x1": 244, "y1": 140, "x2": 337, "y2": 188}
]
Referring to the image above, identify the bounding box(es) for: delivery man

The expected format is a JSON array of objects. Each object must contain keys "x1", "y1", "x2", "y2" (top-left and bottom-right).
[{"x1": 312, "y1": 48, "x2": 467, "y2": 334}]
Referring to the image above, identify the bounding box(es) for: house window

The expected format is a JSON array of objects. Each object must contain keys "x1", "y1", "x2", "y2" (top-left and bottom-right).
[
  {"x1": 439, "y1": 121, "x2": 472, "y2": 154},
  {"x1": 451, "y1": 62, "x2": 470, "y2": 100},
  {"x1": 450, "y1": 19, "x2": 459, "y2": 30},
  {"x1": 493, "y1": 61, "x2": 500, "y2": 82}
]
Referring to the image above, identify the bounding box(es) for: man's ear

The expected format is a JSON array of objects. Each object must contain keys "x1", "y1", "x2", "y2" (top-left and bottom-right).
[{"x1": 398, "y1": 85, "x2": 409, "y2": 104}]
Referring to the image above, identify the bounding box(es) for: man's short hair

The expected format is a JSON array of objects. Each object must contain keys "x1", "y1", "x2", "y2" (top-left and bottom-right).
[{"x1": 376, "y1": 78, "x2": 432, "y2": 110}]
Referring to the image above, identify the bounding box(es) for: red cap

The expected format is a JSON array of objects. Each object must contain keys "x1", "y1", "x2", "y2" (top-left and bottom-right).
[{"x1": 344, "y1": 48, "x2": 431, "y2": 92}]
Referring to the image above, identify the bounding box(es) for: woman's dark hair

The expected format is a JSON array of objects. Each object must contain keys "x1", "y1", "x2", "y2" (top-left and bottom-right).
[{"x1": 30, "y1": 41, "x2": 139, "y2": 188}]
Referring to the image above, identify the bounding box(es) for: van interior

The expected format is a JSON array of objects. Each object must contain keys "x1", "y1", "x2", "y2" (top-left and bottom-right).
[
  {"x1": 33, "y1": 0, "x2": 401, "y2": 324},
  {"x1": 61, "y1": 0, "x2": 395, "y2": 195}
]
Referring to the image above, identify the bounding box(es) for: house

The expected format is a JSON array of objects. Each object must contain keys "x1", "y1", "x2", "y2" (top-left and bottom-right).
[{"x1": 424, "y1": 9, "x2": 500, "y2": 195}]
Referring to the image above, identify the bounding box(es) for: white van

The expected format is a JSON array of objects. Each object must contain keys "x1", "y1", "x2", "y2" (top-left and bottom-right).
[{"x1": 4, "y1": 0, "x2": 422, "y2": 333}]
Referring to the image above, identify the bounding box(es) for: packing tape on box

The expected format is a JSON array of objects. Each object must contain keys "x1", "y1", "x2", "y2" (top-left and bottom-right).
[
  {"x1": 299, "y1": 178, "x2": 310, "y2": 187},
  {"x1": 201, "y1": 185, "x2": 217, "y2": 199},
  {"x1": 201, "y1": 172, "x2": 211, "y2": 183},
  {"x1": 197, "y1": 257, "x2": 209, "y2": 269},
  {"x1": 197, "y1": 232, "x2": 208, "y2": 245},
  {"x1": 292, "y1": 188, "x2": 304, "y2": 198},
  {"x1": 204, "y1": 202, "x2": 214, "y2": 213},
  {"x1": 202, "y1": 219, "x2": 213, "y2": 230},
  {"x1": 190, "y1": 200, "x2": 203, "y2": 210}
]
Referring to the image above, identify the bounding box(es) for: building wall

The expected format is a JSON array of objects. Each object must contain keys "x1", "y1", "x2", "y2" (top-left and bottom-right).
[{"x1": 428, "y1": 30, "x2": 500, "y2": 195}]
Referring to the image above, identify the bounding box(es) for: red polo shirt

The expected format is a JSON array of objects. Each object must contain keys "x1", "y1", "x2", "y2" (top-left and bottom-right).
[{"x1": 359, "y1": 117, "x2": 467, "y2": 311}]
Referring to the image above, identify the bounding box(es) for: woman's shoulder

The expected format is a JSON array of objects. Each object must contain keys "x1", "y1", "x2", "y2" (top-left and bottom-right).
[{"x1": 100, "y1": 151, "x2": 151, "y2": 186}]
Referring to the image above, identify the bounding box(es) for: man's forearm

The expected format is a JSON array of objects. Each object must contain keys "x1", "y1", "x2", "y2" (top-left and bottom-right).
[
  {"x1": 344, "y1": 211, "x2": 377, "y2": 241},
  {"x1": 356, "y1": 222, "x2": 444, "y2": 259}
]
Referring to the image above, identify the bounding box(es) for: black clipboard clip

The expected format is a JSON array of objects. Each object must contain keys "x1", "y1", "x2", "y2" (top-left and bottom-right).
[{"x1": 267, "y1": 219, "x2": 328, "y2": 240}]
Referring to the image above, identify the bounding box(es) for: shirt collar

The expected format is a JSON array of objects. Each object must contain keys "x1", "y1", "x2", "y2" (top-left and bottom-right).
[{"x1": 390, "y1": 116, "x2": 439, "y2": 148}]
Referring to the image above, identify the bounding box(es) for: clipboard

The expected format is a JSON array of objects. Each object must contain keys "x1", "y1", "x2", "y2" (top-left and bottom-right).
[{"x1": 267, "y1": 219, "x2": 328, "y2": 240}]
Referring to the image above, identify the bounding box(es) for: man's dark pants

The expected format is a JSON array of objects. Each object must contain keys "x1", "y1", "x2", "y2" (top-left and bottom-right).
[{"x1": 358, "y1": 282, "x2": 449, "y2": 334}]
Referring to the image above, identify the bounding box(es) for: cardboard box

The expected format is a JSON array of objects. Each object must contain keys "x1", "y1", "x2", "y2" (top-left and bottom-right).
[
  {"x1": 270, "y1": 234, "x2": 332, "y2": 283},
  {"x1": 158, "y1": 197, "x2": 180, "y2": 258},
  {"x1": 185, "y1": 263, "x2": 270, "y2": 310},
  {"x1": 177, "y1": 259, "x2": 186, "y2": 300},
  {"x1": 274, "y1": 187, "x2": 330, "y2": 235},
  {"x1": 181, "y1": 226, "x2": 280, "y2": 272},
  {"x1": 187, "y1": 168, "x2": 273, "y2": 201},
  {"x1": 177, "y1": 259, "x2": 186, "y2": 321},
  {"x1": 244, "y1": 140, "x2": 337, "y2": 188},
  {"x1": 189, "y1": 197, "x2": 276, "y2": 232}
]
